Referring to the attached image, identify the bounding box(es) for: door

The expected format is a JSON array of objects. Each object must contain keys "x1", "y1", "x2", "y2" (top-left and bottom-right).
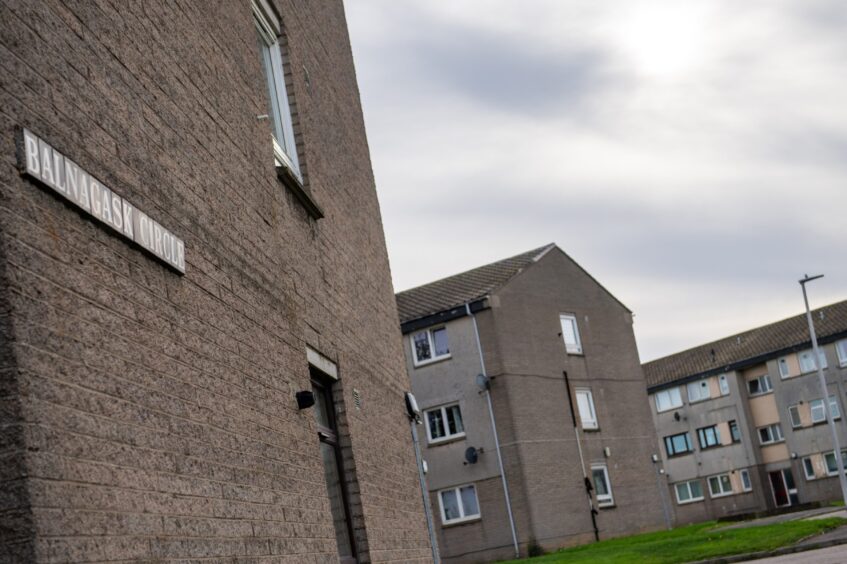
[
  {"x1": 768, "y1": 469, "x2": 797, "y2": 508},
  {"x1": 312, "y1": 371, "x2": 358, "y2": 564}
]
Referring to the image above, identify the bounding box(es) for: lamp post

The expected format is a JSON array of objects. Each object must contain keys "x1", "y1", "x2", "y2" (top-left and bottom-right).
[{"x1": 799, "y1": 274, "x2": 847, "y2": 506}]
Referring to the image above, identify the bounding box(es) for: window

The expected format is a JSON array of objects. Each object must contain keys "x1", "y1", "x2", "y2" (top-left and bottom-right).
[
  {"x1": 253, "y1": 0, "x2": 301, "y2": 178},
  {"x1": 311, "y1": 372, "x2": 357, "y2": 561},
  {"x1": 802, "y1": 457, "x2": 816, "y2": 480},
  {"x1": 758, "y1": 423, "x2": 784, "y2": 445},
  {"x1": 729, "y1": 420, "x2": 742, "y2": 443},
  {"x1": 748, "y1": 374, "x2": 772, "y2": 396},
  {"x1": 837, "y1": 340, "x2": 847, "y2": 367},
  {"x1": 576, "y1": 389, "x2": 598, "y2": 430},
  {"x1": 559, "y1": 314, "x2": 582, "y2": 354},
  {"x1": 591, "y1": 464, "x2": 614, "y2": 507},
  {"x1": 425, "y1": 403, "x2": 465, "y2": 443},
  {"x1": 697, "y1": 425, "x2": 721, "y2": 449},
  {"x1": 824, "y1": 450, "x2": 847, "y2": 476},
  {"x1": 411, "y1": 327, "x2": 450, "y2": 366},
  {"x1": 740, "y1": 469, "x2": 752, "y2": 492},
  {"x1": 719, "y1": 374, "x2": 730, "y2": 395},
  {"x1": 778, "y1": 356, "x2": 791, "y2": 379},
  {"x1": 674, "y1": 480, "x2": 704, "y2": 504},
  {"x1": 788, "y1": 405, "x2": 802, "y2": 429},
  {"x1": 809, "y1": 396, "x2": 841, "y2": 424},
  {"x1": 798, "y1": 349, "x2": 828, "y2": 373},
  {"x1": 655, "y1": 387, "x2": 683, "y2": 412},
  {"x1": 438, "y1": 484, "x2": 480, "y2": 525},
  {"x1": 687, "y1": 380, "x2": 711, "y2": 403},
  {"x1": 664, "y1": 432, "x2": 694, "y2": 457},
  {"x1": 708, "y1": 474, "x2": 733, "y2": 497}
]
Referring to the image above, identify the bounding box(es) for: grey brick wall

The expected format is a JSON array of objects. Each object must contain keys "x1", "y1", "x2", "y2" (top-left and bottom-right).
[{"x1": 0, "y1": 1, "x2": 430, "y2": 562}]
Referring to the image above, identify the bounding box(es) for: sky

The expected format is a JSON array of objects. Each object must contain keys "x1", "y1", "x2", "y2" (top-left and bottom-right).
[{"x1": 344, "y1": 0, "x2": 847, "y2": 362}]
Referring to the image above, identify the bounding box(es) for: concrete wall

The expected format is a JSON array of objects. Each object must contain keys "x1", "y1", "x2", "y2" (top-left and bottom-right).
[{"x1": 0, "y1": 1, "x2": 430, "y2": 562}]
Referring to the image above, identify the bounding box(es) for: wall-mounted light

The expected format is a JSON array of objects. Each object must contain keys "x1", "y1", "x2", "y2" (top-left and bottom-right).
[
  {"x1": 604, "y1": 447, "x2": 611, "y2": 458},
  {"x1": 296, "y1": 390, "x2": 315, "y2": 410}
]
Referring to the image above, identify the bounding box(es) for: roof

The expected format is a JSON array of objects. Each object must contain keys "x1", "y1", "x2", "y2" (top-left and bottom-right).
[
  {"x1": 643, "y1": 299, "x2": 847, "y2": 389},
  {"x1": 395, "y1": 244, "x2": 556, "y2": 324}
]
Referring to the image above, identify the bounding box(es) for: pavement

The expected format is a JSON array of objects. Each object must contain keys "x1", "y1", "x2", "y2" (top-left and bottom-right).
[{"x1": 746, "y1": 545, "x2": 847, "y2": 563}]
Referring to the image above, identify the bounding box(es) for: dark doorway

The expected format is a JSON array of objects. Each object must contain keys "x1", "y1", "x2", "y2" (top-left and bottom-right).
[
  {"x1": 312, "y1": 369, "x2": 357, "y2": 564},
  {"x1": 769, "y1": 469, "x2": 797, "y2": 508}
]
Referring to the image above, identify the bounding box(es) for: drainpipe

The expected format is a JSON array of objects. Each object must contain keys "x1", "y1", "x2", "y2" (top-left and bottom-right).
[
  {"x1": 562, "y1": 370, "x2": 600, "y2": 542},
  {"x1": 466, "y1": 303, "x2": 520, "y2": 559},
  {"x1": 409, "y1": 416, "x2": 441, "y2": 564}
]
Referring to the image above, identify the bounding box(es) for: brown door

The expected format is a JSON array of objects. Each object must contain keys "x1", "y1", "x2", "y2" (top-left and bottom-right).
[{"x1": 769, "y1": 470, "x2": 790, "y2": 507}]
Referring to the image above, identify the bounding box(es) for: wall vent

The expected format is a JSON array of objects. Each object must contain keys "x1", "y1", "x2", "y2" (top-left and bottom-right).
[{"x1": 352, "y1": 388, "x2": 362, "y2": 410}]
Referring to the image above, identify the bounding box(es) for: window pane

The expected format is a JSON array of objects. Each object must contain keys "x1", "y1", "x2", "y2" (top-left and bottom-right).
[
  {"x1": 577, "y1": 391, "x2": 597, "y2": 428},
  {"x1": 432, "y1": 328, "x2": 449, "y2": 357},
  {"x1": 413, "y1": 331, "x2": 432, "y2": 362},
  {"x1": 789, "y1": 406, "x2": 802, "y2": 428},
  {"x1": 257, "y1": 34, "x2": 284, "y2": 144},
  {"x1": 826, "y1": 452, "x2": 838, "y2": 474},
  {"x1": 708, "y1": 476, "x2": 719, "y2": 494},
  {"x1": 441, "y1": 489, "x2": 461, "y2": 521},
  {"x1": 320, "y1": 442, "x2": 353, "y2": 557},
  {"x1": 720, "y1": 475, "x2": 732, "y2": 492},
  {"x1": 741, "y1": 470, "x2": 751, "y2": 490},
  {"x1": 719, "y1": 375, "x2": 729, "y2": 395},
  {"x1": 690, "y1": 480, "x2": 703, "y2": 498},
  {"x1": 428, "y1": 410, "x2": 445, "y2": 439},
  {"x1": 837, "y1": 340, "x2": 847, "y2": 364},
  {"x1": 459, "y1": 486, "x2": 479, "y2": 517},
  {"x1": 676, "y1": 483, "x2": 690, "y2": 502},
  {"x1": 313, "y1": 384, "x2": 332, "y2": 430},
  {"x1": 759, "y1": 427, "x2": 770, "y2": 443},
  {"x1": 446, "y1": 405, "x2": 464, "y2": 435},
  {"x1": 593, "y1": 468, "x2": 609, "y2": 496},
  {"x1": 803, "y1": 458, "x2": 815, "y2": 479},
  {"x1": 560, "y1": 316, "x2": 577, "y2": 345},
  {"x1": 830, "y1": 397, "x2": 841, "y2": 419},
  {"x1": 811, "y1": 400, "x2": 826, "y2": 423}
]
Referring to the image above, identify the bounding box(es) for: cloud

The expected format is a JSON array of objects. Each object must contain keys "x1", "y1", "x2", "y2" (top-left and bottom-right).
[{"x1": 345, "y1": 0, "x2": 847, "y2": 361}]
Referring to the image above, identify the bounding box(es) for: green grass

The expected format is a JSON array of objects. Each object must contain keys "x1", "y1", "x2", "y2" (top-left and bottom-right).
[{"x1": 500, "y1": 517, "x2": 846, "y2": 564}]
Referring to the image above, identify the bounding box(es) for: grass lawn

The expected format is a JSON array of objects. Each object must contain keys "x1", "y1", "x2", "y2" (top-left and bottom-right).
[{"x1": 500, "y1": 517, "x2": 847, "y2": 564}]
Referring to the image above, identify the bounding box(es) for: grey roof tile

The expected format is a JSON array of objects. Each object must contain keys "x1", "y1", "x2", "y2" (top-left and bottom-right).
[
  {"x1": 396, "y1": 244, "x2": 555, "y2": 324},
  {"x1": 643, "y1": 299, "x2": 847, "y2": 389}
]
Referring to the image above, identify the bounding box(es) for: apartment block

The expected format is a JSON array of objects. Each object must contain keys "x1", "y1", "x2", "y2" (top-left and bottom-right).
[
  {"x1": 644, "y1": 300, "x2": 847, "y2": 524},
  {"x1": 0, "y1": 1, "x2": 430, "y2": 562},
  {"x1": 397, "y1": 245, "x2": 666, "y2": 562}
]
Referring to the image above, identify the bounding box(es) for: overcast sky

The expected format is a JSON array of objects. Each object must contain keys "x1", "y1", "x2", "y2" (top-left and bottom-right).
[{"x1": 344, "y1": 0, "x2": 846, "y2": 362}]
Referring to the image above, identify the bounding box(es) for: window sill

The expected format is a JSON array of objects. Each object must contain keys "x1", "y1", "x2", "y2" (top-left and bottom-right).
[
  {"x1": 597, "y1": 502, "x2": 615, "y2": 509},
  {"x1": 428, "y1": 434, "x2": 466, "y2": 447},
  {"x1": 277, "y1": 165, "x2": 324, "y2": 220},
  {"x1": 749, "y1": 391, "x2": 774, "y2": 398},
  {"x1": 667, "y1": 452, "x2": 695, "y2": 459},
  {"x1": 709, "y1": 492, "x2": 733, "y2": 499},
  {"x1": 442, "y1": 516, "x2": 481, "y2": 528},
  {"x1": 677, "y1": 497, "x2": 705, "y2": 505},
  {"x1": 656, "y1": 406, "x2": 685, "y2": 414},
  {"x1": 413, "y1": 354, "x2": 452, "y2": 369},
  {"x1": 582, "y1": 426, "x2": 600, "y2": 432},
  {"x1": 759, "y1": 440, "x2": 786, "y2": 447}
]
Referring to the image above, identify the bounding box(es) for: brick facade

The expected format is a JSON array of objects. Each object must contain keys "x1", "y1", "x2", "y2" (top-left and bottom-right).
[{"x1": 0, "y1": 1, "x2": 430, "y2": 562}]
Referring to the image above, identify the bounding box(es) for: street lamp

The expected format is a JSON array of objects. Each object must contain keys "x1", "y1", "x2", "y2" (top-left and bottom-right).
[{"x1": 799, "y1": 274, "x2": 847, "y2": 506}]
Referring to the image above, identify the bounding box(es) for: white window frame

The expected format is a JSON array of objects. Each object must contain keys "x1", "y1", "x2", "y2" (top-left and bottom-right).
[
  {"x1": 425, "y1": 403, "x2": 465, "y2": 444},
  {"x1": 411, "y1": 326, "x2": 451, "y2": 367},
  {"x1": 253, "y1": 0, "x2": 301, "y2": 179},
  {"x1": 758, "y1": 423, "x2": 784, "y2": 445},
  {"x1": 748, "y1": 374, "x2": 772, "y2": 396},
  {"x1": 740, "y1": 469, "x2": 753, "y2": 492},
  {"x1": 837, "y1": 339, "x2": 847, "y2": 367},
  {"x1": 719, "y1": 374, "x2": 730, "y2": 396},
  {"x1": 802, "y1": 457, "x2": 816, "y2": 480},
  {"x1": 687, "y1": 380, "x2": 711, "y2": 403},
  {"x1": 697, "y1": 425, "x2": 721, "y2": 450},
  {"x1": 438, "y1": 483, "x2": 481, "y2": 525},
  {"x1": 575, "y1": 388, "x2": 598, "y2": 430},
  {"x1": 674, "y1": 480, "x2": 704, "y2": 504},
  {"x1": 591, "y1": 464, "x2": 614, "y2": 507},
  {"x1": 778, "y1": 356, "x2": 791, "y2": 379},
  {"x1": 729, "y1": 420, "x2": 742, "y2": 443},
  {"x1": 655, "y1": 387, "x2": 683, "y2": 413},
  {"x1": 788, "y1": 405, "x2": 802, "y2": 429},
  {"x1": 824, "y1": 450, "x2": 847, "y2": 477},
  {"x1": 559, "y1": 314, "x2": 582, "y2": 354},
  {"x1": 798, "y1": 349, "x2": 828, "y2": 374},
  {"x1": 810, "y1": 399, "x2": 826, "y2": 424},
  {"x1": 708, "y1": 473, "x2": 733, "y2": 498}
]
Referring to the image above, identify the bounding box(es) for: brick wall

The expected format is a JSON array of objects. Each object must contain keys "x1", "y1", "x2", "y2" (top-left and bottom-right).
[{"x1": 0, "y1": 0, "x2": 430, "y2": 562}]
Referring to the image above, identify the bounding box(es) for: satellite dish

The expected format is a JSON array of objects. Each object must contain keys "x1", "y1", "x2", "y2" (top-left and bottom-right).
[
  {"x1": 476, "y1": 374, "x2": 490, "y2": 392},
  {"x1": 405, "y1": 392, "x2": 421, "y2": 420},
  {"x1": 673, "y1": 411, "x2": 681, "y2": 421},
  {"x1": 465, "y1": 447, "x2": 479, "y2": 465}
]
